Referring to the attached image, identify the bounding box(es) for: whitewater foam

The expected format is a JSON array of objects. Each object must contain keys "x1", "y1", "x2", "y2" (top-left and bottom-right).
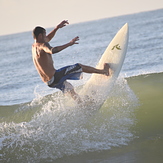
[{"x1": 0, "y1": 77, "x2": 139, "y2": 162}]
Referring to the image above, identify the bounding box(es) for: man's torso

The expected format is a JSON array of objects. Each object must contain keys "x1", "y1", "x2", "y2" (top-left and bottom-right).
[{"x1": 32, "y1": 43, "x2": 55, "y2": 82}]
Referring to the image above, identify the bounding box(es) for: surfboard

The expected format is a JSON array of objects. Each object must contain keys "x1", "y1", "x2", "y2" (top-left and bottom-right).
[{"x1": 79, "y1": 23, "x2": 129, "y2": 106}]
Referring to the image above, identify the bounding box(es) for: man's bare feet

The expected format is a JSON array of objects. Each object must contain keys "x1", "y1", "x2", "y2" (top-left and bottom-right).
[{"x1": 103, "y1": 63, "x2": 110, "y2": 76}]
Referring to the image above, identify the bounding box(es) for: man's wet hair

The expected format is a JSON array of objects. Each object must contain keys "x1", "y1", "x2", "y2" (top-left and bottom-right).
[{"x1": 33, "y1": 26, "x2": 45, "y2": 39}]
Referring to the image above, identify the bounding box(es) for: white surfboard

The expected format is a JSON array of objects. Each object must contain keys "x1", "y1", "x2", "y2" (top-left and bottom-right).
[{"x1": 79, "y1": 23, "x2": 129, "y2": 105}]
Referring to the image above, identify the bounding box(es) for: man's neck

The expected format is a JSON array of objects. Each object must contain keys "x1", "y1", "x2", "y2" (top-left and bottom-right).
[{"x1": 35, "y1": 39, "x2": 45, "y2": 43}]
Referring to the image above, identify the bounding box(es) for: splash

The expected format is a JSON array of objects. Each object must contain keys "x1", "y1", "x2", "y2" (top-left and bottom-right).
[{"x1": 0, "y1": 78, "x2": 138, "y2": 162}]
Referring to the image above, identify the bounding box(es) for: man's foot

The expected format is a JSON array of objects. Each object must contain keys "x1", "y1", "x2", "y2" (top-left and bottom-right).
[{"x1": 103, "y1": 63, "x2": 110, "y2": 76}]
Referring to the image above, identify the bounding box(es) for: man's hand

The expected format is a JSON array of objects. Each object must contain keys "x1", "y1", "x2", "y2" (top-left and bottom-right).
[
  {"x1": 57, "y1": 20, "x2": 69, "y2": 29},
  {"x1": 69, "y1": 36, "x2": 79, "y2": 46},
  {"x1": 47, "y1": 20, "x2": 69, "y2": 42}
]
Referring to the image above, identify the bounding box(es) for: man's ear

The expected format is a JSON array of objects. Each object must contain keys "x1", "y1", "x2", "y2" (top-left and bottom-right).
[{"x1": 38, "y1": 33, "x2": 43, "y2": 40}]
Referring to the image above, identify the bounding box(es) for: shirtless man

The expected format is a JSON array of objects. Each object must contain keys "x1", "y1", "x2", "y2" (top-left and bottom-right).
[{"x1": 32, "y1": 20, "x2": 110, "y2": 102}]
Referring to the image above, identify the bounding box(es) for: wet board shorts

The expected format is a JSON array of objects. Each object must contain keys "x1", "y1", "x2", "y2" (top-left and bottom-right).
[{"x1": 46, "y1": 63, "x2": 83, "y2": 93}]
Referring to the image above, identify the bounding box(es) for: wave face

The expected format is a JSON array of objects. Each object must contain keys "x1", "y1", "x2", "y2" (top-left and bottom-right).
[{"x1": 1, "y1": 73, "x2": 162, "y2": 162}]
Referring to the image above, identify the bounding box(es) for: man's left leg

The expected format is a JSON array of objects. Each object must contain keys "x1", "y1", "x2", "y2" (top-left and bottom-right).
[
  {"x1": 63, "y1": 81, "x2": 82, "y2": 103},
  {"x1": 68, "y1": 89, "x2": 82, "y2": 103},
  {"x1": 79, "y1": 63, "x2": 110, "y2": 76}
]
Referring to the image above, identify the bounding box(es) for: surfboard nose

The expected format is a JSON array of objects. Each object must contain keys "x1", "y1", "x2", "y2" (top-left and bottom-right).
[
  {"x1": 125, "y1": 23, "x2": 128, "y2": 27},
  {"x1": 122, "y1": 23, "x2": 129, "y2": 41},
  {"x1": 122, "y1": 23, "x2": 129, "y2": 32}
]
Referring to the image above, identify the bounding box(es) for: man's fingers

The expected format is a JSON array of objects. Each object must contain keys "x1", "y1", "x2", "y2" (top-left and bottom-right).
[
  {"x1": 62, "y1": 20, "x2": 69, "y2": 26},
  {"x1": 69, "y1": 36, "x2": 79, "y2": 45},
  {"x1": 64, "y1": 20, "x2": 69, "y2": 24},
  {"x1": 75, "y1": 36, "x2": 79, "y2": 41},
  {"x1": 58, "y1": 20, "x2": 69, "y2": 28},
  {"x1": 74, "y1": 36, "x2": 79, "y2": 43}
]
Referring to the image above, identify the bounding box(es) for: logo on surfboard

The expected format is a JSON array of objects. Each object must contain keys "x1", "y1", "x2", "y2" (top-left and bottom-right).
[{"x1": 112, "y1": 44, "x2": 121, "y2": 50}]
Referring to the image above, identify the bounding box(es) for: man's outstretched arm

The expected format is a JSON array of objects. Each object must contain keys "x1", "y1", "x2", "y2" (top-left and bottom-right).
[
  {"x1": 51, "y1": 36, "x2": 79, "y2": 53},
  {"x1": 46, "y1": 20, "x2": 69, "y2": 42},
  {"x1": 42, "y1": 36, "x2": 79, "y2": 54}
]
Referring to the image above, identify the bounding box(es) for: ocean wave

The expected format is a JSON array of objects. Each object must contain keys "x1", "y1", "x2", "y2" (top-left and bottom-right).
[
  {"x1": 0, "y1": 72, "x2": 162, "y2": 162},
  {"x1": 0, "y1": 77, "x2": 138, "y2": 162}
]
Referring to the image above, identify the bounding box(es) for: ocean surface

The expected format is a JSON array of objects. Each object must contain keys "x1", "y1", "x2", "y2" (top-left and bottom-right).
[{"x1": 0, "y1": 9, "x2": 163, "y2": 163}]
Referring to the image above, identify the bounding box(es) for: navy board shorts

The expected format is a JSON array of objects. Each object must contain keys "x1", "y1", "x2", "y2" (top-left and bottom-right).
[{"x1": 46, "y1": 63, "x2": 83, "y2": 93}]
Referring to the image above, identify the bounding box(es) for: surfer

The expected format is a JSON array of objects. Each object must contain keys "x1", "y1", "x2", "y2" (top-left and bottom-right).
[{"x1": 32, "y1": 20, "x2": 110, "y2": 102}]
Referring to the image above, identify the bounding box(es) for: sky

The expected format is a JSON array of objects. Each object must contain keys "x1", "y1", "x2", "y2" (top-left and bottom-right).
[{"x1": 0, "y1": 0, "x2": 163, "y2": 36}]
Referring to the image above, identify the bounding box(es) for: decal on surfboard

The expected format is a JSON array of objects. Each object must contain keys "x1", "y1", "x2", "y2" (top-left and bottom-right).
[{"x1": 112, "y1": 44, "x2": 121, "y2": 50}]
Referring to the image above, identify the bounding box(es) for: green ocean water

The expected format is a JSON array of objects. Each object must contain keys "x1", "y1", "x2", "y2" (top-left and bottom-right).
[
  {"x1": 0, "y1": 73, "x2": 163, "y2": 163},
  {"x1": 55, "y1": 73, "x2": 163, "y2": 163}
]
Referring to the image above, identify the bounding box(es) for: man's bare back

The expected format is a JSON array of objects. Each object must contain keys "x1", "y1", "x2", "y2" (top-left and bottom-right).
[{"x1": 32, "y1": 43, "x2": 56, "y2": 82}]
